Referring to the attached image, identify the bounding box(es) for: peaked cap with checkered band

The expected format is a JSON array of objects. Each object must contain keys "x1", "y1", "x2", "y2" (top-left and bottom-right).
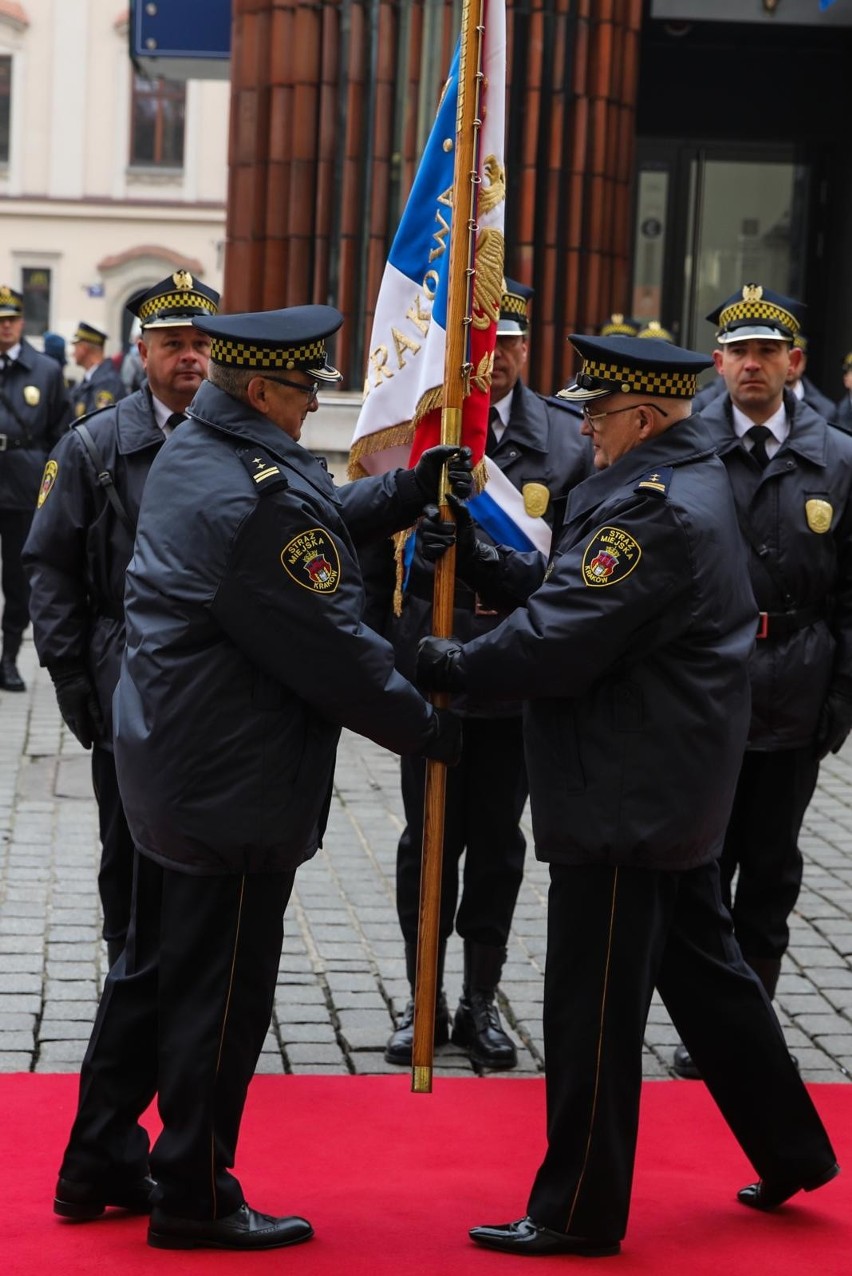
[
  {"x1": 497, "y1": 278, "x2": 533, "y2": 336},
  {"x1": 127, "y1": 271, "x2": 220, "y2": 329},
  {"x1": 707, "y1": 283, "x2": 804, "y2": 345},
  {"x1": 194, "y1": 305, "x2": 344, "y2": 382},
  {"x1": 557, "y1": 335, "x2": 713, "y2": 402}
]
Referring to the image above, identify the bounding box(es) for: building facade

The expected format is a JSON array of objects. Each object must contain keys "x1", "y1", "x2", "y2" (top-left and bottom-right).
[{"x1": 0, "y1": 1, "x2": 228, "y2": 361}]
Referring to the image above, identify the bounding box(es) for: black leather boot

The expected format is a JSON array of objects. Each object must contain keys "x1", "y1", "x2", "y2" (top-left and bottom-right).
[
  {"x1": 0, "y1": 634, "x2": 25, "y2": 692},
  {"x1": 452, "y1": 940, "x2": 517, "y2": 1069},
  {"x1": 384, "y1": 941, "x2": 449, "y2": 1065}
]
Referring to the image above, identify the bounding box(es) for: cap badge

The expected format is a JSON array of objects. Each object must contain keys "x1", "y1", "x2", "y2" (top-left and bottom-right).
[
  {"x1": 742, "y1": 284, "x2": 763, "y2": 303},
  {"x1": 173, "y1": 270, "x2": 194, "y2": 290}
]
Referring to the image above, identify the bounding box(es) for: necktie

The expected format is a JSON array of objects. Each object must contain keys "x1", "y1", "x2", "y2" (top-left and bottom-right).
[
  {"x1": 746, "y1": 424, "x2": 772, "y2": 470},
  {"x1": 166, "y1": 412, "x2": 187, "y2": 432},
  {"x1": 485, "y1": 407, "x2": 500, "y2": 457}
]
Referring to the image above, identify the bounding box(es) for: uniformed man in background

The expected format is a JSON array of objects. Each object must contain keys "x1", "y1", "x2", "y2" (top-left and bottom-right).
[
  {"x1": 416, "y1": 334, "x2": 839, "y2": 1256},
  {"x1": 0, "y1": 283, "x2": 72, "y2": 691},
  {"x1": 70, "y1": 321, "x2": 128, "y2": 418},
  {"x1": 672, "y1": 285, "x2": 852, "y2": 1080},
  {"x1": 52, "y1": 304, "x2": 472, "y2": 1252},
  {"x1": 23, "y1": 271, "x2": 220, "y2": 966},
  {"x1": 383, "y1": 280, "x2": 591, "y2": 1071}
]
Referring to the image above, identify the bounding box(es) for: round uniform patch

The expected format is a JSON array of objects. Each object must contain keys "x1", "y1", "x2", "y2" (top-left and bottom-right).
[
  {"x1": 37, "y1": 459, "x2": 58, "y2": 508},
  {"x1": 95, "y1": 389, "x2": 115, "y2": 409},
  {"x1": 581, "y1": 525, "x2": 642, "y2": 587},
  {"x1": 280, "y1": 528, "x2": 341, "y2": 593}
]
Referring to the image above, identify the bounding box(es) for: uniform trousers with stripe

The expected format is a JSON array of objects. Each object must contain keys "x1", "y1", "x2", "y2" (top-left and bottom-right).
[
  {"x1": 59, "y1": 849, "x2": 296, "y2": 1219},
  {"x1": 527, "y1": 860, "x2": 836, "y2": 1242}
]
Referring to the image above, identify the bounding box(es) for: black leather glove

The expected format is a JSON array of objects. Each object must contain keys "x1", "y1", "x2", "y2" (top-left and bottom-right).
[
  {"x1": 49, "y1": 666, "x2": 104, "y2": 750},
  {"x1": 421, "y1": 707, "x2": 463, "y2": 765},
  {"x1": 815, "y1": 692, "x2": 852, "y2": 760},
  {"x1": 412, "y1": 445, "x2": 474, "y2": 504},
  {"x1": 416, "y1": 636, "x2": 466, "y2": 693}
]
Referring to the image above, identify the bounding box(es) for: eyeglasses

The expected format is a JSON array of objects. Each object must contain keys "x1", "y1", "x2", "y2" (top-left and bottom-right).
[
  {"x1": 262, "y1": 374, "x2": 320, "y2": 402},
  {"x1": 582, "y1": 401, "x2": 670, "y2": 426}
]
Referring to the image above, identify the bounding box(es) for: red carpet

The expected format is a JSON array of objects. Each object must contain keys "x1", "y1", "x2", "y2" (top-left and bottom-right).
[{"x1": 2, "y1": 1074, "x2": 849, "y2": 1274}]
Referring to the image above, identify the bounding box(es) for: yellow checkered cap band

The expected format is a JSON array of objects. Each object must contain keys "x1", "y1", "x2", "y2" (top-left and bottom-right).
[
  {"x1": 717, "y1": 297, "x2": 799, "y2": 336},
  {"x1": 138, "y1": 290, "x2": 219, "y2": 324},
  {"x1": 580, "y1": 358, "x2": 699, "y2": 398},
  {"x1": 0, "y1": 285, "x2": 23, "y2": 314},
  {"x1": 209, "y1": 334, "x2": 329, "y2": 371},
  {"x1": 502, "y1": 293, "x2": 528, "y2": 320},
  {"x1": 600, "y1": 315, "x2": 638, "y2": 337}
]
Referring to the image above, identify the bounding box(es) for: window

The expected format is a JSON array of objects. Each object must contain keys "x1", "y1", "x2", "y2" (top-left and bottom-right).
[
  {"x1": 22, "y1": 267, "x2": 51, "y2": 338},
  {"x1": 129, "y1": 73, "x2": 185, "y2": 168},
  {"x1": 0, "y1": 55, "x2": 11, "y2": 164}
]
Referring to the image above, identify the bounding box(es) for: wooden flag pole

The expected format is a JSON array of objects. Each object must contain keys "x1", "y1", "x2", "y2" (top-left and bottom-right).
[{"x1": 411, "y1": 0, "x2": 487, "y2": 1094}]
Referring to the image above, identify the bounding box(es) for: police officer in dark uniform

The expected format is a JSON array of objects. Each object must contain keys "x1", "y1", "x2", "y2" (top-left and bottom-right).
[
  {"x1": 416, "y1": 335, "x2": 839, "y2": 1257},
  {"x1": 70, "y1": 321, "x2": 128, "y2": 419},
  {"x1": 52, "y1": 305, "x2": 472, "y2": 1252},
  {"x1": 834, "y1": 351, "x2": 852, "y2": 434},
  {"x1": 0, "y1": 284, "x2": 72, "y2": 691},
  {"x1": 672, "y1": 285, "x2": 852, "y2": 1080},
  {"x1": 384, "y1": 281, "x2": 591, "y2": 1070},
  {"x1": 23, "y1": 272, "x2": 221, "y2": 967},
  {"x1": 787, "y1": 333, "x2": 836, "y2": 422}
]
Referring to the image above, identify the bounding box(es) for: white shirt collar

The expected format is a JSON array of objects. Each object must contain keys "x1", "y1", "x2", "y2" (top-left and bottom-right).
[
  {"x1": 731, "y1": 399, "x2": 789, "y2": 458},
  {"x1": 490, "y1": 388, "x2": 514, "y2": 441},
  {"x1": 151, "y1": 394, "x2": 178, "y2": 435}
]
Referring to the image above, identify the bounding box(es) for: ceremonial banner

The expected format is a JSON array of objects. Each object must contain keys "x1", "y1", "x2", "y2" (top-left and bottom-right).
[{"x1": 348, "y1": 0, "x2": 507, "y2": 483}]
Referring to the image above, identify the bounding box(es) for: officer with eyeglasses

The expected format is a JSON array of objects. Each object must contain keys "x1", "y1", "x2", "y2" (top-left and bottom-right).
[
  {"x1": 51, "y1": 304, "x2": 473, "y2": 1253},
  {"x1": 415, "y1": 333, "x2": 839, "y2": 1257}
]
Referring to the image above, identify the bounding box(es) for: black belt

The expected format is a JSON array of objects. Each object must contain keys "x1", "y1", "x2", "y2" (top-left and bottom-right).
[
  {"x1": 0, "y1": 433, "x2": 31, "y2": 451},
  {"x1": 756, "y1": 606, "x2": 824, "y2": 640}
]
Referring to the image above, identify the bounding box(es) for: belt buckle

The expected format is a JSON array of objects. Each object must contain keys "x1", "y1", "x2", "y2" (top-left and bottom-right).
[
  {"x1": 756, "y1": 611, "x2": 769, "y2": 640},
  {"x1": 0, "y1": 434, "x2": 7, "y2": 452}
]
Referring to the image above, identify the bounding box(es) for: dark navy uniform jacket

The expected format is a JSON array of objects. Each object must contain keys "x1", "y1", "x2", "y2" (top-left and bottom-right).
[
  {"x1": 22, "y1": 388, "x2": 165, "y2": 743},
  {"x1": 0, "y1": 339, "x2": 72, "y2": 509},
  {"x1": 113, "y1": 380, "x2": 443, "y2": 876},
  {"x1": 70, "y1": 359, "x2": 128, "y2": 420},
  {"x1": 389, "y1": 383, "x2": 592, "y2": 717},
  {"x1": 451, "y1": 416, "x2": 756, "y2": 871},
  {"x1": 699, "y1": 390, "x2": 852, "y2": 749}
]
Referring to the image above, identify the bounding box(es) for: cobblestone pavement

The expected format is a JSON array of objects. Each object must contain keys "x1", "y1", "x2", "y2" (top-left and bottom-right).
[{"x1": 1, "y1": 633, "x2": 851, "y2": 1082}]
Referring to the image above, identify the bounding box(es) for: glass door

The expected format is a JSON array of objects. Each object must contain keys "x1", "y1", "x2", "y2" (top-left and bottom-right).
[{"x1": 632, "y1": 142, "x2": 810, "y2": 362}]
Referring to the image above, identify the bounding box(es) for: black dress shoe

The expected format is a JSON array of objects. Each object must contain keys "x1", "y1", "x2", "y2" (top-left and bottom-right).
[
  {"x1": 452, "y1": 993, "x2": 517, "y2": 1069},
  {"x1": 469, "y1": 1215, "x2": 620, "y2": 1257},
  {"x1": 672, "y1": 1042, "x2": 701, "y2": 1080},
  {"x1": 0, "y1": 656, "x2": 25, "y2": 692},
  {"x1": 384, "y1": 993, "x2": 450, "y2": 1065},
  {"x1": 737, "y1": 1161, "x2": 840, "y2": 1211},
  {"x1": 54, "y1": 1173, "x2": 156, "y2": 1220},
  {"x1": 147, "y1": 1202, "x2": 314, "y2": 1250}
]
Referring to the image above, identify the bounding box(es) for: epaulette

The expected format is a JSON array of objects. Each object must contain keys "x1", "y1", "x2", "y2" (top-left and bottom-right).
[
  {"x1": 237, "y1": 446, "x2": 289, "y2": 495},
  {"x1": 71, "y1": 402, "x2": 116, "y2": 428},
  {"x1": 634, "y1": 466, "x2": 673, "y2": 499}
]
